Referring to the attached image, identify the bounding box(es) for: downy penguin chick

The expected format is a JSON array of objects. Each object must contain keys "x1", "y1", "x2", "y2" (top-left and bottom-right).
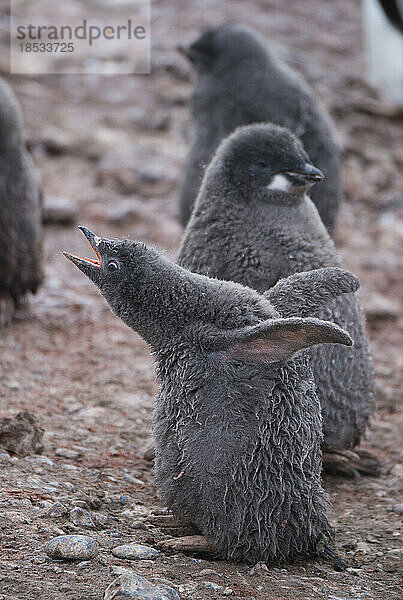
[
  {"x1": 178, "y1": 123, "x2": 376, "y2": 477},
  {"x1": 178, "y1": 23, "x2": 342, "y2": 233},
  {"x1": 0, "y1": 77, "x2": 42, "y2": 326},
  {"x1": 65, "y1": 226, "x2": 356, "y2": 564}
]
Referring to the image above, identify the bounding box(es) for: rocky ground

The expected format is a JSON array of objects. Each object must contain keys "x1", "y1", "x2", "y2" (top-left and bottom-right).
[{"x1": 0, "y1": 1, "x2": 402, "y2": 599}]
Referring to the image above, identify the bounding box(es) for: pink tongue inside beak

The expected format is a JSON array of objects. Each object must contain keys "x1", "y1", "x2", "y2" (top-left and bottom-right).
[{"x1": 71, "y1": 238, "x2": 102, "y2": 267}]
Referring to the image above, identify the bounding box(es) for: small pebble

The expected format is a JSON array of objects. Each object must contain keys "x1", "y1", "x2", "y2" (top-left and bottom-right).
[
  {"x1": 198, "y1": 581, "x2": 222, "y2": 591},
  {"x1": 94, "y1": 514, "x2": 112, "y2": 528},
  {"x1": 111, "y1": 565, "x2": 132, "y2": 576},
  {"x1": 0, "y1": 411, "x2": 44, "y2": 455},
  {"x1": 47, "y1": 502, "x2": 68, "y2": 518},
  {"x1": 130, "y1": 520, "x2": 147, "y2": 530},
  {"x1": 63, "y1": 464, "x2": 79, "y2": 471},
  {"x1": 109, "y1": 494, "x2": 130, "y2": 507},
  {"x1": 248, "y1": 561, "x2": 269, "y2": 575},
  {"x1": 45, "y1": 535, "x2": 99, "y2": 561},
  {"x1": 124, "y1": 474, "x2": 146, "y2": 486},
  {"x1": 56, "y1": 447, "x2": 81, "y2": 459},
  {"x1": 112, "y1": 543, "x2": 159, "y2": 560},
  {"x1": 31, "y1": 554, "x2": 48, "y2": 565},
  {"x1": 355, "y1": 541, "x2": 371, "y2": 554},
  {"x1": 76, "y1": 560, "x2": 92, "y2": 569},
  {"x1": 104, "y1": 530, "x2": 122, "y2": 538},
  {"x1": 26, "y1": 455, "x2": 55, "y2": 466},
  {"x1": 199, "y1": 568, "x2": 218, "y2": 577},
  {"x1": 333, "y1": 556, "x2": 347, "y2": 571},
  {"x1": 69, "y1": 507, "x2": 95, "y2": 528},
  {"x1": 104, "y1": 573, "x2": 179, "y2": 600},
  {"x1": 42, "y1": 525, "x2": 66, "y2": 536},
  {"x1": 50, "y1": 565, "x2": 63, "y2": 574}
]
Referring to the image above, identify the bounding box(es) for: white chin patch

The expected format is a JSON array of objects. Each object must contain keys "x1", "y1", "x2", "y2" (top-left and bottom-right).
[
  {"x1": 93, "y1": 235, "x2": 102, "y2": 246},
  {"x1": 266, "y1": 174, "x2": 291, "y2": 192}
]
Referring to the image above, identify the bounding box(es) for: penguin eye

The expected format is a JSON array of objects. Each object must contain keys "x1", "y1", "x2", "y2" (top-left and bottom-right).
[
  {"x1": 107, "y1": 260, "x2": 120, "y2": 272},
  {"x1": 256, "y1": 159, "x2": 268, "y2": 168}
]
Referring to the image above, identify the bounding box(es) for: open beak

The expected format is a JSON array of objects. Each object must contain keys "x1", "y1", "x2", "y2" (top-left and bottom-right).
[{"x1": 63, "y1": 226, "x2": 102, "y2": 270}]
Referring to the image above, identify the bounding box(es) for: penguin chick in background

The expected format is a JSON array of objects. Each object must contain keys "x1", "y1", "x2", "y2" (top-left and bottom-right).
[
  {"x1": 178, "y1": 123, "x2": 377, "y2": 478},
  {"x1": 178, "y1": 23, "x2": 342, "y2": 233},
  {"x1": 0, "y1": 77, "x2": 42, "y2": 326},
  {"x1": 65, "y1": 226, "x2": 356, "y2": 565}
]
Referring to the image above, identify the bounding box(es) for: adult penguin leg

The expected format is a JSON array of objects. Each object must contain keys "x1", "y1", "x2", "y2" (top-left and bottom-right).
[{"x1": 323, "y1": 448, "x2": 383, "y2": 478}]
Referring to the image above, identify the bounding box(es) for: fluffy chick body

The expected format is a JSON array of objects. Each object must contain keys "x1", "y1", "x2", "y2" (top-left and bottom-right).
[
  {"x1": 179, "y1": 123, "x2": 374, "y2": 452},
  {"x1": 65, "y1": 230, "x2": 357, "y2": 563},
  {"x1": 179, "y1": 24, "x2": 342, "y2": 232}
]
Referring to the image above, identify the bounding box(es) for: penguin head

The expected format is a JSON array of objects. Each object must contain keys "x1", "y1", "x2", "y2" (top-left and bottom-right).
[
  {"x1": 216, "y1": 123, "x2": 324, "y2": 194},
  {"x1": 177, "y1": 23, "x2": 267, "y2": 74},
  {"x1": 64, "y1": 226, "x2": 167, "y2": 332}
]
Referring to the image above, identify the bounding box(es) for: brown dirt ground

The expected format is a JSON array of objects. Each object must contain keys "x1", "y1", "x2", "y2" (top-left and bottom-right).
[{"x1": 0, "y1": 1, "x2": 402, "y2": 599}]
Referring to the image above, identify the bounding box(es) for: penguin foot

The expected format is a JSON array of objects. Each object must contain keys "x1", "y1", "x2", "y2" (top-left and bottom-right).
[
  {"x1": 0, "y1": 293, "x2": 16, "y2": 327},
  {"x1": 147, "y1": 513, "x2": 198, "y2": 536},
  {"x1": 323, "y1": 448, "x2": 382, "y2": 478},
  {"x1": 159, "y1": 534, "x2": 216, "y2": 555},
  {"x1": 319, "y1": 544, "x2": 347, "y2": 571},
  {"x1": 354, "y1": 449, "x2": 384, "y2": 476}
]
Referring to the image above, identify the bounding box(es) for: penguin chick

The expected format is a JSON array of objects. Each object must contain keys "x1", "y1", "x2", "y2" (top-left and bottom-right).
[
  {"x1": 178, "y1": 23, "x2": 342, "y2": 233},
  {"x1": 178, "y1": 123, "x2": 375, "y2": 476},
  {"x1": 0, "y1": 77, "x2": 42, "y2": 326},
  {"x1": 65, "y1": 226, "x2": 355, "y2": 565}
]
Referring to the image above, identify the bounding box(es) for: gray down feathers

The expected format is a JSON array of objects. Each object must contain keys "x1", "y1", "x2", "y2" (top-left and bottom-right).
[
  {"x1": 0, "y1": 77, "x2": 42, "y2": 326},
  {"x1": 65, "y1": 230, "x2": 357, "y2": 564},
  {"x1": 179, "y1": 23, "x2": 342, "y2": 232},
  {"x1": 178, "y1": 123, "x2": 374, "y2": 453}
]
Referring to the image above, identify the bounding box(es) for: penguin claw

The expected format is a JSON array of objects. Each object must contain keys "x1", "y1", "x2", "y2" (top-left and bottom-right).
[
  {"x1": 355, "y1": 449, "x2": 384, "y2": 476},
  {"x1": 159, "y1": 534, "x2": 216, "y2": 555},
  {"x1": 323, "y1": 448, "x2": 383, "y2": 478},
  {"x1": 146, "y1": 513, "x2": 198, "y2": 536},
  {"x1": 147, "y1": 514, "x2": 183, "y2": 527},
  {"x1": 319, "y1": 545, "x2": 347, "y2": 571}
]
